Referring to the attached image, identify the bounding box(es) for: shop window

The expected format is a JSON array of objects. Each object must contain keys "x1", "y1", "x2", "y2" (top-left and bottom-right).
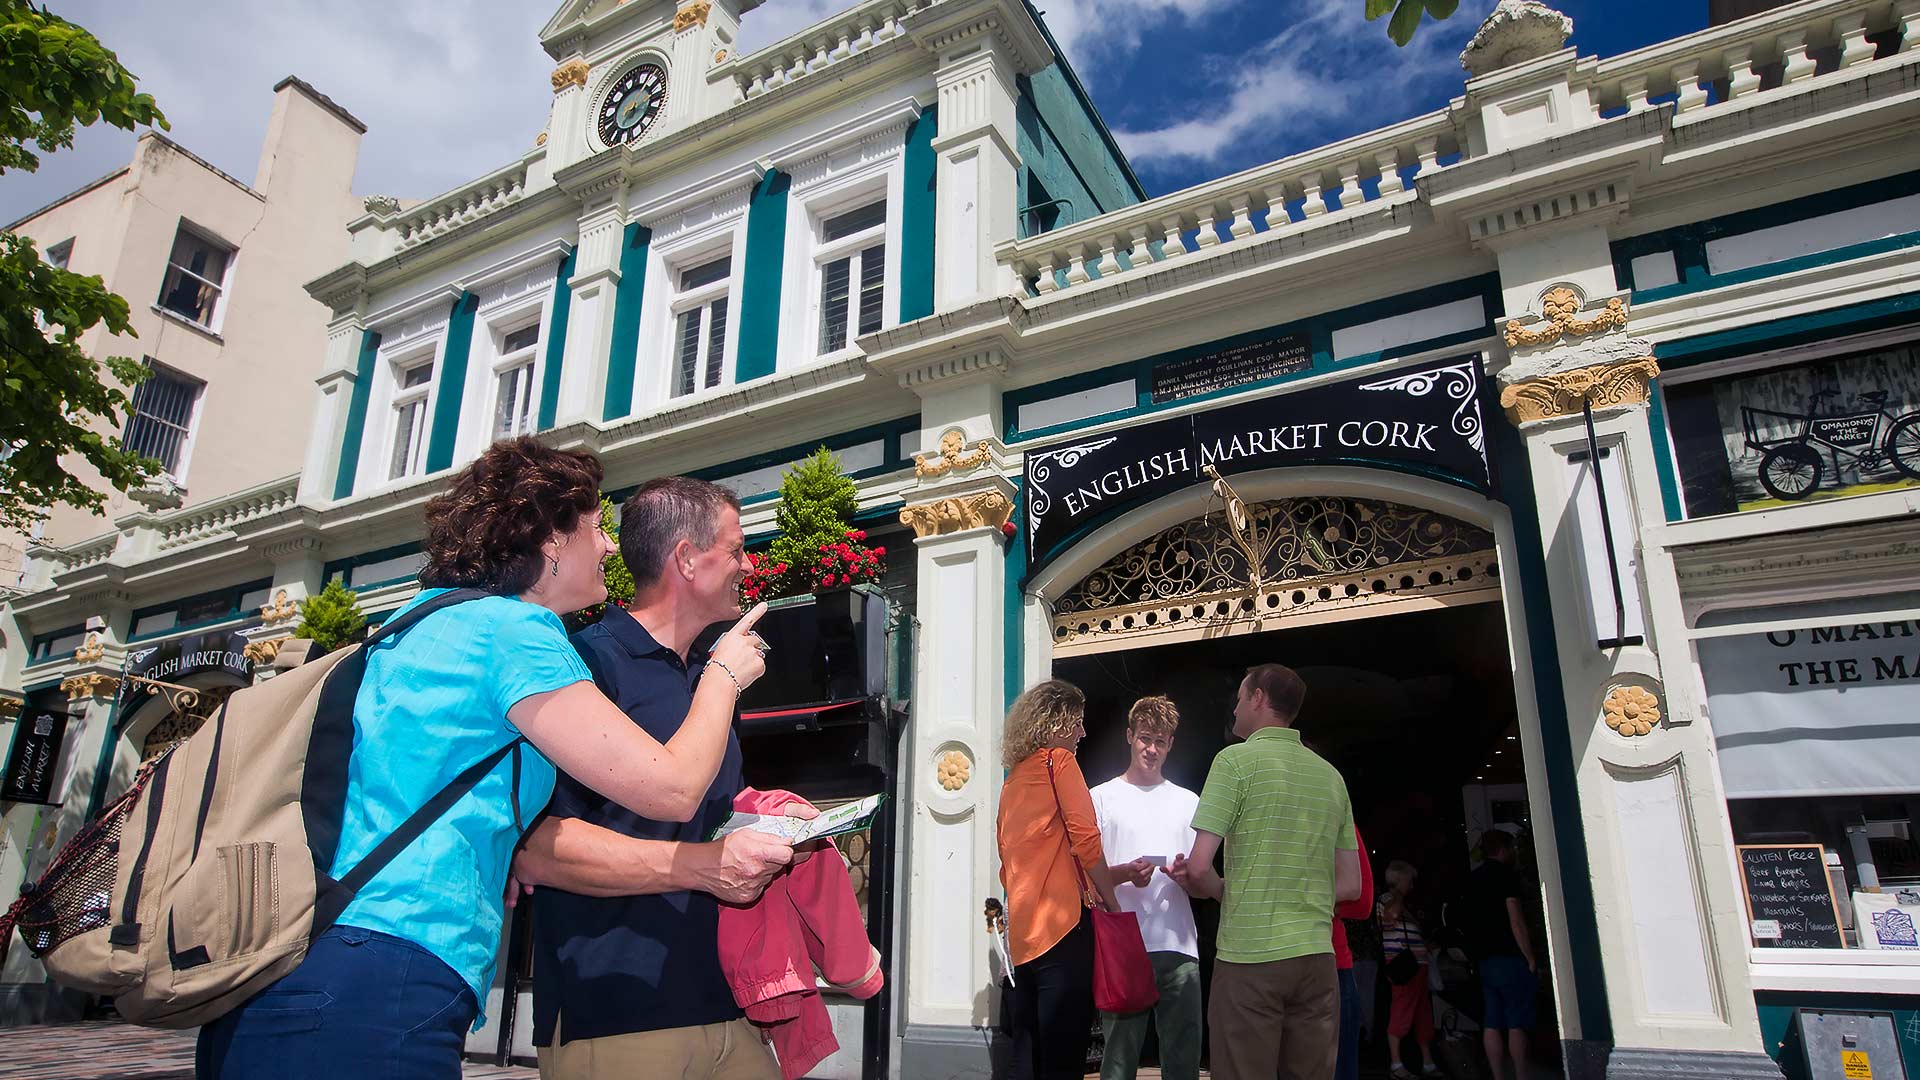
[
  {"x1": 1697, "y1": 597, "x2": 1920, "y2": 954},
  {"x1": 156, "y1": 224, "x2": 234, "y2": 329},
  {"x1": 28, "y1": 625, "x2": 86, "y2": 664},
  {"x1": 122, "y1": 359, "x2": 203, "y2": 480},
  {"x1": 1661, "y1": 339, "x2": 1920, "y2": 517},
  {"x1": 491, "y1": 321, "x2": 540, "y2": 441},
  {"x1": 130, "y1": 579, "x2": 273, "y2": 640},
  {"x1": 671, "y1": 255, "x2": 731, "y2": 398},
  {"x1": 387, "y1": 357, "x2": 435, "y2": 480},
  {"x1": 815, "y1": 201, "x2": 886, "y2": 356}
]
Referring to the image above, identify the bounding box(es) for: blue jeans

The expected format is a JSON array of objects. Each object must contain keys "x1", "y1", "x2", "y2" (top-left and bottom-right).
[
  {"x1": 1335, "y1": 968, "x2": 1361, "y2": 1080},
  {"x1": 196, "y1": 925, "x2": 476, "y2": 1080}
]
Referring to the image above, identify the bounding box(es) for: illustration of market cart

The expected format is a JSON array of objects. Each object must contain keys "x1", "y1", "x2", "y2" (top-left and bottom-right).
[{"x1": 1741, "y1": 388, "x2": 1920, "y2": 500}]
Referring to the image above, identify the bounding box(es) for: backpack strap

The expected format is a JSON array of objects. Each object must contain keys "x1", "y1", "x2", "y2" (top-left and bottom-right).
[
  {"x1": 336, "y1": 737, "x2": 528, "y2": 897},
  {"x1": 304, "y1": 587, "x2": 494, "y2": 928}
]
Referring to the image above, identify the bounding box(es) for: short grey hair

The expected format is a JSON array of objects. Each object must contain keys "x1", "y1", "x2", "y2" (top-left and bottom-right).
[{"x1": 619, "y1": 477, "x2": 741, "y2": 586}]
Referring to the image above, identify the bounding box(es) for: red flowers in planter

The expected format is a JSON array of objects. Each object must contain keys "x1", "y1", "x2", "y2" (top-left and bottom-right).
[
  {"x1": 740, "y1": 552, "x2": 790, "y2": 606},
  {"x1": 811, "y1": 528, "x2": 886, "y2": 590}
]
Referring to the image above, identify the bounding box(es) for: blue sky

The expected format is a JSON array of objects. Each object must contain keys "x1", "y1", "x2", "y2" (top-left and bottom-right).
[{"x1": 0, "y1": 1, "x2": 1709, "y2": 225}]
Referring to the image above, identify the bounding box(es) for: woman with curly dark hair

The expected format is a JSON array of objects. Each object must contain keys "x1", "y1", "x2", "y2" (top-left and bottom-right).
[{"x1": 197, "y1": 437, "x2": 772, "y2": 1080}]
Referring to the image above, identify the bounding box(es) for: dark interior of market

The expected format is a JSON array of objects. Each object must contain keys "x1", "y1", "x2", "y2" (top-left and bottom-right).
[{"x1": 1055, "y1": 599, "x2": 1563, "y2": 1077}]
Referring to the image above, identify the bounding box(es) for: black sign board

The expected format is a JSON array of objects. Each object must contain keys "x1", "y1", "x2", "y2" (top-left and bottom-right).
[
  {"x1": 1150, "y1": 331, "x2": 1313, "y2": 404},
  {"x1": 2, "y1": 701, "x2": 70, "y2": 805},
  {"x1": 123, "y1": 629, "x2": 253, "y2": 686},
  {"x1": 1024, "y1": 355, "x2": 1491, "y2": 568},
  {"x1": 1737, "y1": 844, "x2": 1846, "y2": 949}
]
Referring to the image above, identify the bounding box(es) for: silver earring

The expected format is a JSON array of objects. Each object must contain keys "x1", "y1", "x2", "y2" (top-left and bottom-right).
[{"x1": 548, "y1": 557, "x2": 560, "y2": 577}]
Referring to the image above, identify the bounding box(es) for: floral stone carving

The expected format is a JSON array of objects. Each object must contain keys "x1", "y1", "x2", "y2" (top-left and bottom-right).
[
  {"x1": 1461, "y1": 0, "x2": 1574, "y2": 76},
  {"x1": 937, "y1": 750, "x2": 971, "y2": 791},
  {"x1": 914, "y1": 429, "x2": 993, "y2": 478},
  {"x1": 1603, "y1": 685, "x2": 1661, "y2": 737},
  {"x1": 899, "y1": 490, "x2": 1015, "y2": 538},
  {"x1": 1504, "y1": 287, "x2": 1628, "y2": 349}
]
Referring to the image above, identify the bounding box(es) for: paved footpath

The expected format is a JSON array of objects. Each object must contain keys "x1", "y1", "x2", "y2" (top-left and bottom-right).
[{"x1": 0, "y1": 1021, "x2": 539, "y2": 1079}]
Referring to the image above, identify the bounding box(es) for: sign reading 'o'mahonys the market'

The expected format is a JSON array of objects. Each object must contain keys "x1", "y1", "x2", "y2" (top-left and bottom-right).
[{"x1": 1024, "y1": 355, "x2": 1491, "y2": 566}]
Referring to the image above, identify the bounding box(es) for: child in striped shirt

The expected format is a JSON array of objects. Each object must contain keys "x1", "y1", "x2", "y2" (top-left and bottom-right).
[{"x1": 1378, "y1": 860, "x2": 1441, "y2": 1079}]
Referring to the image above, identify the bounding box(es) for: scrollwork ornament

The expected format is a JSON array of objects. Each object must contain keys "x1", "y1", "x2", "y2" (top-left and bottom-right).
[
  {"x1": 550, "y1": 58, "x2": 591, "y2": 93},
  {"x1": 1503, "y1": 288, "x2": 1629, "y2": 349},
  {"x1": 900, "y1": 491, "x2": 1016, "y2": 538},
  {"x1": 73, "y1": 633, "x2": 105, "y2": 664},
  {"x1": 914, "y1": 430, "x2": 993, "y2": 478}
]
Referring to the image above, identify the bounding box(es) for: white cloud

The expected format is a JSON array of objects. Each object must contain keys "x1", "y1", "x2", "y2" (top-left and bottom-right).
[
  {"x1": 1113, "y1": 0, "x2": 1491, "y2": 166},
  {"x1": 1033, "y1": 0, "x2": 1243, "y2": 67}
]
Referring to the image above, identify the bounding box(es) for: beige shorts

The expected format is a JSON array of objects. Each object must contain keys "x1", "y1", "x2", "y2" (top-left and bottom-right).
[{"x1": 537, "y1": 1015, "x2": 779, "y2": 1080}]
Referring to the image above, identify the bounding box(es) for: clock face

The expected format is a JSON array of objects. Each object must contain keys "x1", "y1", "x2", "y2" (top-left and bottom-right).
[{"x1": 597, "y1": 63, "x2": 667, "y2": 148}]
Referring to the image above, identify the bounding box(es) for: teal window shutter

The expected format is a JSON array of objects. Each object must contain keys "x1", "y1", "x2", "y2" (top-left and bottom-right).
[
  {"x1": 734, "y1": 170, "x2": 790, "y2": 384},
  {"x1": 538, "y1": 249, "x2": 576, "y2": 431},
  {"x1": 604, "y1": 224, "x2": 651, "y2": 421},
  {"x1": 333, "y1": 329, "x2": 382, "y2": 499},
  {"x1": 900, "y1": 106, "x2": 938, "y2": 324},
  {"x1": 425, "y1": 291, "x2": 478, "y2": 473}
]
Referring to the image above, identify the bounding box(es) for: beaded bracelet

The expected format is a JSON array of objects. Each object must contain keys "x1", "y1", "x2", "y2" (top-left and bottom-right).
[{"x1": 707, "y1": 658, "x2": 742, "y2": 695}]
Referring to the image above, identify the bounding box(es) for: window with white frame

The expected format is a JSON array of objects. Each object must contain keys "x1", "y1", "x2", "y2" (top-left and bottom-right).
[
  {"x1": 122, "y1": 359, "x2": 203, "y2": 479},
  {"x1": 491, "y1": 322, "x2": 540, "y2": 441},
  {"x1": 387, "y1": 356, "x2": 434, "y2": 480},
  {"x1": 156, "y1": 224, "x2": 234, "y2": 329},
  {"x1": 671, "y1": 255, "x2": 731, "y2": 398},
  {"x1": 815, "y1": 201, "x2": 886, "y2": 356}
]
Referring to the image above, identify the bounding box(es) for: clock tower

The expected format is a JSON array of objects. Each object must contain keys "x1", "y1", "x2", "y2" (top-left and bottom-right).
[{"x1": 537, "y1": 0, "x2": 765, "y2": 174}]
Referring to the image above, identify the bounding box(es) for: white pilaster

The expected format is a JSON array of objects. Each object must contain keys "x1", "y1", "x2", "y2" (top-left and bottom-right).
[
  {"x1": 928, "y1": 31, "x2": 1023, "y2": 309},
  {"x1": 550, "y1": 193, "x2": 628, "y2": 428},
  {"x1": 298, "y1": 313, "x2": 367, "y2": 505}
]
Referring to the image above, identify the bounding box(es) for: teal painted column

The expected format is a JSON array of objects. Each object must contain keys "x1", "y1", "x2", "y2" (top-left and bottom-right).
[
  {"x1": 603, "y1": 223, "x2": 651, "y2": 422},
  {"x1": 735, "y1": 170, "x2": 790, "y2": 384},
  {"x1": 332, "y1": 329, "x2": 382, "y2": 499},
  {"x1": 425, "y1": 291, "x2": 478, "y2": 474},
  {"x1": 901, "y1": 106, "x2": 938, "y2": 323},
  {"x1": 537, "y1": 249, "x2": 576, "y2": 431}
]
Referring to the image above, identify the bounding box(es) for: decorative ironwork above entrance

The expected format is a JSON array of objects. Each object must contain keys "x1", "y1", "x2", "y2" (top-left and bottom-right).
[{"x1": 1051, "y1": 496, "x2": 1500, "y2": 655}]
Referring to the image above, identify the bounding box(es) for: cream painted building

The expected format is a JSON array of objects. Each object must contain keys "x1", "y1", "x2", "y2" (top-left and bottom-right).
[
  {"x1": 6, "y1": 1, "x2": 1920, "y2": 1077},
  {"x1": 0, "y1": 76, "x2": 364, "y2": 1021}
]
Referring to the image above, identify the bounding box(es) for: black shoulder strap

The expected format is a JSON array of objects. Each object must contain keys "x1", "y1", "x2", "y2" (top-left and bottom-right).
[
  {"x1": 303, "y1": 587, "x2": 494, "y2": 903},
  {"x1": 338, "y1": 737, "x2": 527, "y2": 896}
]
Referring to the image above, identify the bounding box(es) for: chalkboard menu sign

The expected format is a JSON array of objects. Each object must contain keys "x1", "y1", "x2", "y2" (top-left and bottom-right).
[
  {"x1": 1150, "y1": 331, "x2": 1312, "y2": 404},
  {"x1": 1737, "y1": 844, "x2": 1846, "y2": 949}
]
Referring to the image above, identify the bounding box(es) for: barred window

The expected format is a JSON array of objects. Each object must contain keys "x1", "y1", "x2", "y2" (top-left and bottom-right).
[{"x1": 122, "y1": 360, "x2": 203, "y2": 478}]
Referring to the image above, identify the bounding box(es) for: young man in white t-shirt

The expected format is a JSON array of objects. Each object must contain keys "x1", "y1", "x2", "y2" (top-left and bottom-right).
[{"x1": 1089, "y1": 696, "x2": 1202, "y2": 1080}]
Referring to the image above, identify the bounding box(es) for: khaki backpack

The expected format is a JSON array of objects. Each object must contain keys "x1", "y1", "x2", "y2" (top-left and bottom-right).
[{"x1": 0, "y1": 588, "x2": 522, "y2": 1028}]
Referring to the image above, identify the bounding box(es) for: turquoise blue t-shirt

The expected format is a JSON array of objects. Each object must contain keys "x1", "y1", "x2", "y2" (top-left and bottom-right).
[{"x1": 329, "y1": 588, "x2": 591, "y2": 1025}]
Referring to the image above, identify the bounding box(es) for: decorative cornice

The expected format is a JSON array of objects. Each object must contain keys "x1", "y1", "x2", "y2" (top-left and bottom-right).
[
  {"x1": 673, "y1": 0, "x2": 711, "y2": 31},
  {"x1": 899, "y1": 490, "x2": 1015, "y2": 538},
  {"x1": 897, "y1": 348, "x2": 1009, "y2": 392},
  {"x1": 1499, "y1": 356, "x2": 1659, "y2": 424},
  {"x1": 551, "y1": 58, "x2": 591, "y2": 93},
  {"x1": 62, "y1": 673, "x2": 121, "y2": 701},
  {"x1": 914, "y1": 429, "x2": 994, "y2": 478}
]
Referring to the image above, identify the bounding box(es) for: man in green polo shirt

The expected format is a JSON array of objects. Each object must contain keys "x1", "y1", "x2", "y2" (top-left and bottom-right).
[{"x1": 1169, "y1": 663, "x2": 1361, "y2": 1080}]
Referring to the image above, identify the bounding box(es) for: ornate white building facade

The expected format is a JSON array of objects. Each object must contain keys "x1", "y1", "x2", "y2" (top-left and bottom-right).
[{"x1": 6, "y1": 0, "x2": 1920, "y2": 1076}]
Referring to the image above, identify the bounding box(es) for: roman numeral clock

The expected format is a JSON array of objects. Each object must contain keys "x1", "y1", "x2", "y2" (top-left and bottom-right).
[{"x1": 597, "y1": 62, "x2": 667, "y2": 147}]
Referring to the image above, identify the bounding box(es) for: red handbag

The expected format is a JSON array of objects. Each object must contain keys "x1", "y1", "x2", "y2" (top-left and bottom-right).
[{"x1": 1044, "y1": 752, "x2": 1159, "y2": 1014}]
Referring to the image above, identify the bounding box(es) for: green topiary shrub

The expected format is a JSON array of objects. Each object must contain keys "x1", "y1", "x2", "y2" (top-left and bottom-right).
[{"x1": 294, "y1": 579, "x2": 366, "y2": 651}]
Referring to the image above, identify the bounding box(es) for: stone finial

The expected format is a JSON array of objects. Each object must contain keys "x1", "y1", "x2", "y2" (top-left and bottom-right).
[
  {"x1": 363, "y1": 194, "x2": 402, "y2": 217},
  {"x1": 128, "y1": 475, "x2": 184, "y2": 511},
  {"x1": 1460, "y1": 0, "x2": 1574, "y2": 76}
]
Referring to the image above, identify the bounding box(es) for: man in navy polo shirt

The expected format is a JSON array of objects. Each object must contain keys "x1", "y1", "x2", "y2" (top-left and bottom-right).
[{"x1": 515, "y1": 476, "x2": 801, "y2": 1080}]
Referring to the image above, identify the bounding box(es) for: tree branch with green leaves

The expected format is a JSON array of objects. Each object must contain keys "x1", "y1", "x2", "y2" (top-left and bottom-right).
[
  {"x1": 0, "y1": 0, "x2": 169, "y2": 533},
  {"x1": 1367, "y1": 0, "x2": 1461, "y2": 46}
]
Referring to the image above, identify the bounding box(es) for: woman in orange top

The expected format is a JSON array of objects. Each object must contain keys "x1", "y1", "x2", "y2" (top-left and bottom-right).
[{"x1": 996, "y1": 679, "x2": 1121, "y2": 1080}]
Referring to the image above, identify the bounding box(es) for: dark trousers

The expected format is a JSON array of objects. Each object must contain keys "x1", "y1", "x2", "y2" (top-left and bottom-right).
[
  {"x1": 1007, "y1": 911, "x2": 1095, "y2": 1080},
  {"x1": 1335, "y1": 967, "x2": 1361, "y2": 1080},
  {"x1": 196, "y1": 925, "x2": 477, "y2": 1080}
]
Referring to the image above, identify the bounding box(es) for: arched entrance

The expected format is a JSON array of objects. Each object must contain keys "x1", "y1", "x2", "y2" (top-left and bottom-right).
[{"x1": 1020, "y1": 466, "x2": 1581, "y2": 1078}]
